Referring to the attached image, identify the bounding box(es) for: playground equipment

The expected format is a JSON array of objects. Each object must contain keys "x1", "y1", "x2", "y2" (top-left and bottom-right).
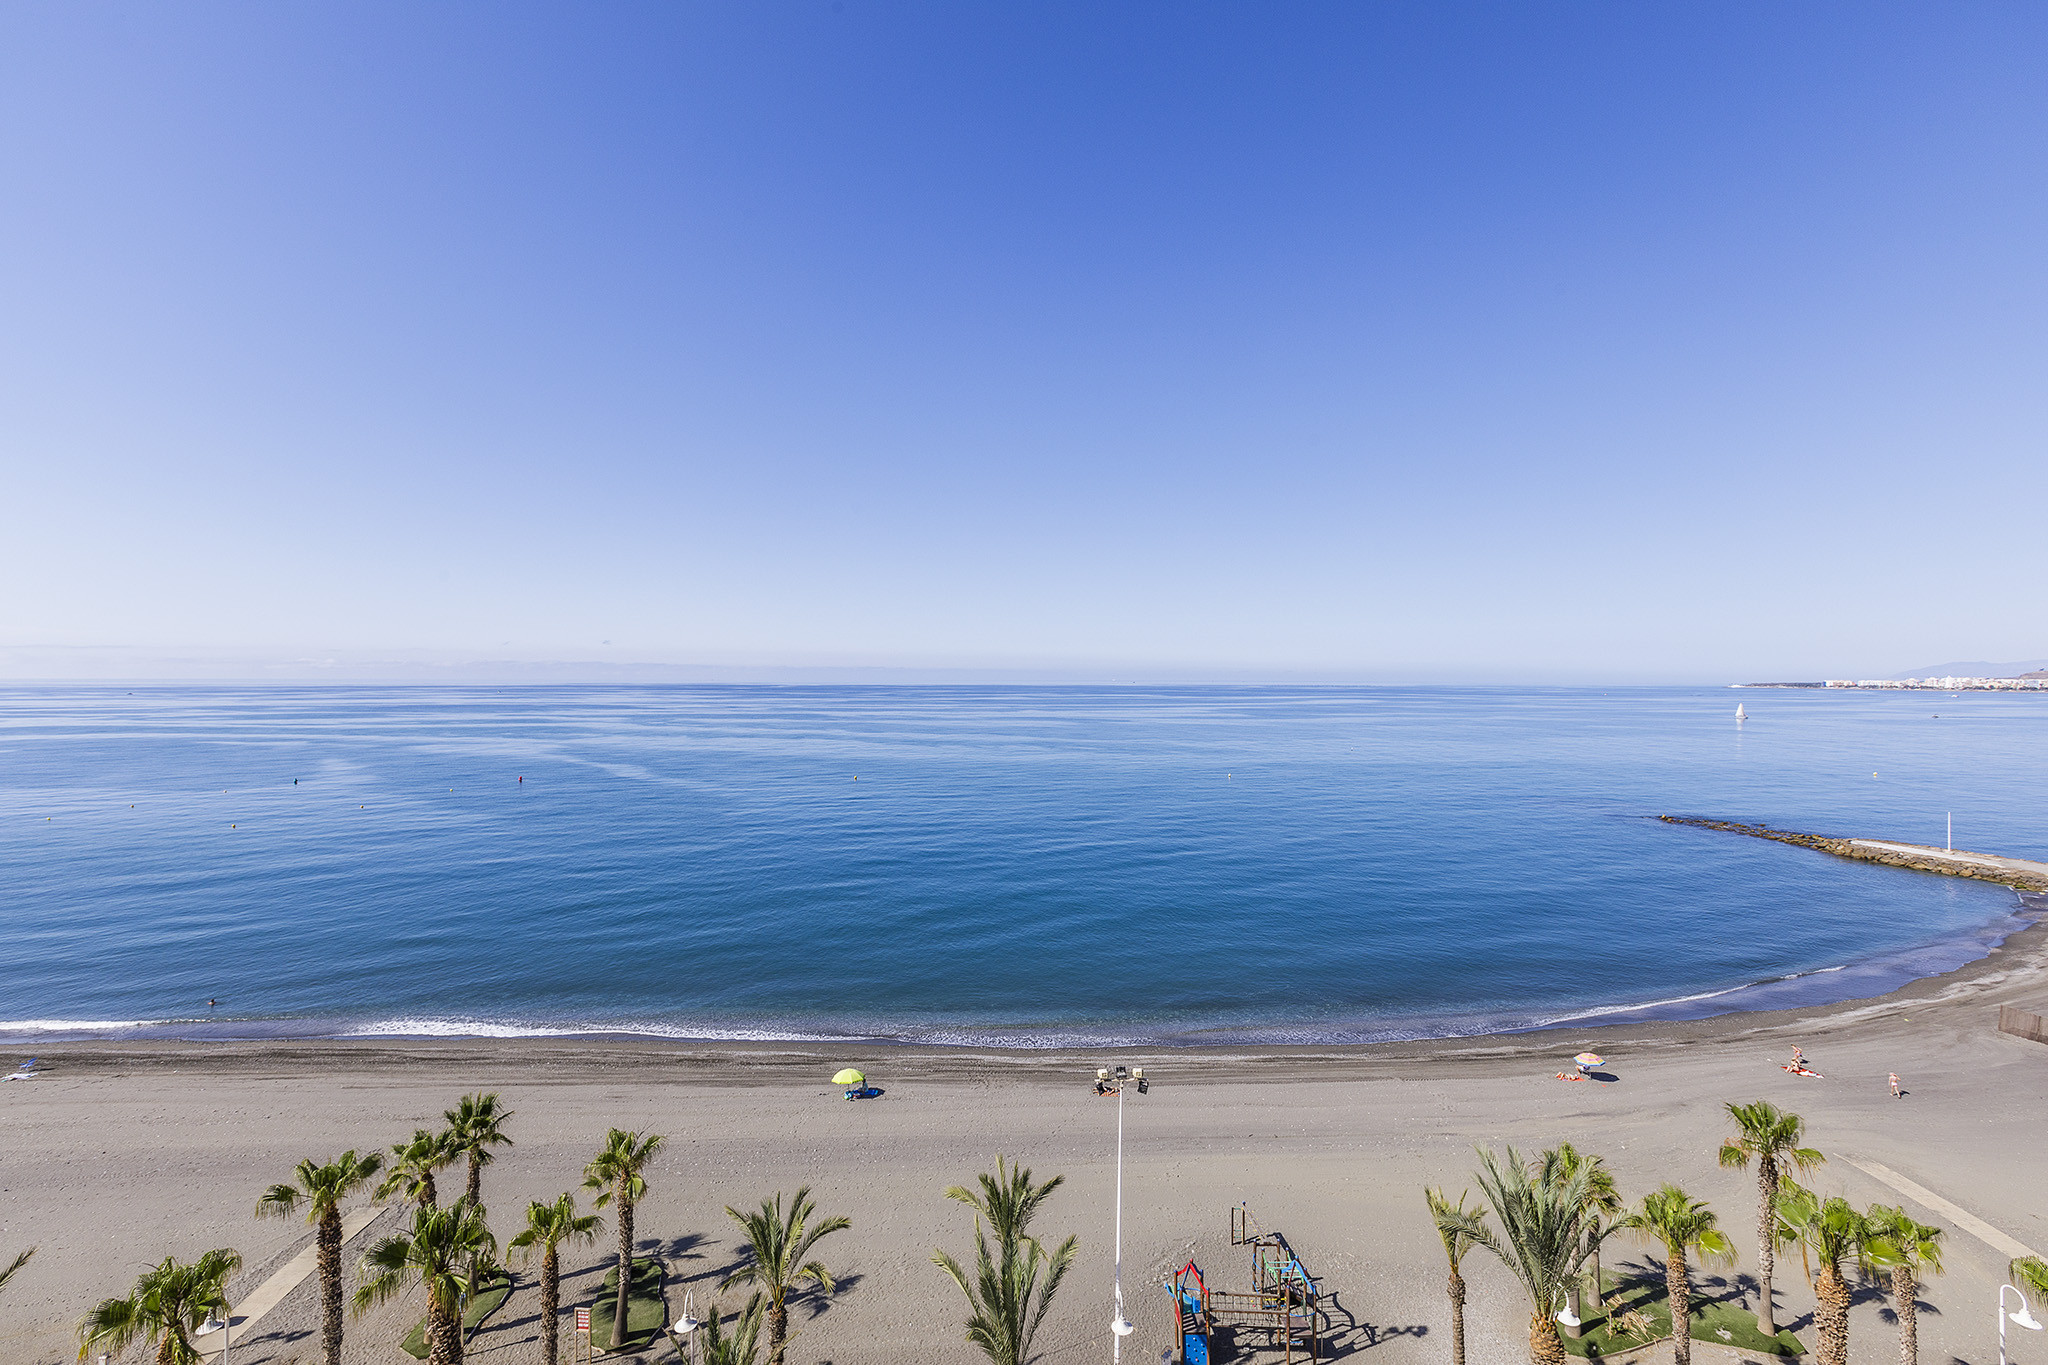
[
  {"x1": 1169, "y1": 1262, "x2": 1213, "y2": 1365},
  {"x1": 1165, "y1": 1207, "x2": 1324, "y2": 1363},
  {"x1": 1232, "y1": 1203, "x2": 1321, "y2": 1307}
]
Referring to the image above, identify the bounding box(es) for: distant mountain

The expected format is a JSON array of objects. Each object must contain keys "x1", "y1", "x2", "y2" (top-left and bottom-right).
[{"x1": 1889, "y1": 659, "x2": 2048, "y2": 680}]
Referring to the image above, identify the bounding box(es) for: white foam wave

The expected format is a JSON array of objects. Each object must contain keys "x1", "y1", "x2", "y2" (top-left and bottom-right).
[
  {"x1": 0, "y1": 1019, "x2": 166, "y2": 1033},
  {"x1": 336, "y1": 1017, "x2": 855, "y2": 1043}
]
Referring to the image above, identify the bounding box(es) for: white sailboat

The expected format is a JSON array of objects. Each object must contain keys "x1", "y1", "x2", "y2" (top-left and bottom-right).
[{"x1": 1735, "y1": 704, "x2": 1747, "y2": 722}]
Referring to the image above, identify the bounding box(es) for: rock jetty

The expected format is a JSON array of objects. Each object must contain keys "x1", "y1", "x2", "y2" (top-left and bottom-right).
[{"x1": 1659, "y1": 815, "x2": 2048, "y2": 892}]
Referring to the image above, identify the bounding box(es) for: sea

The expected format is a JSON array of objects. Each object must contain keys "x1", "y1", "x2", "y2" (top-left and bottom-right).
[{"x1": 2, "y1": 685, "x2": 2041, "y2": 1048}]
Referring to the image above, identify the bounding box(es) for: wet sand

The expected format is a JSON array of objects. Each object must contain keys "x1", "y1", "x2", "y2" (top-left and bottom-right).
[{"x1": 4, "y1": 917, "x2": 2045, "y2": 1365}]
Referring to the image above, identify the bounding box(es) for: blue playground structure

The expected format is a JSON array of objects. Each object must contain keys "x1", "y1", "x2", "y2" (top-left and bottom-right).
[{"x1": 1169, "y1": 1262, "x2": 1213, "y2": 1365}]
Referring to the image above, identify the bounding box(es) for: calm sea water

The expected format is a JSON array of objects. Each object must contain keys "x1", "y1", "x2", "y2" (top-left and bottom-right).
[{"x1": 1, "y1": 685, "x2": 2040, "y2": 1046}]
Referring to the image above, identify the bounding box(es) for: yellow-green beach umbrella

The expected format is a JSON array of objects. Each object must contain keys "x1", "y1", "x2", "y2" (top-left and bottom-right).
[{"x1": 833, "y1": 1068, "x2": 865, "y2": 1086}]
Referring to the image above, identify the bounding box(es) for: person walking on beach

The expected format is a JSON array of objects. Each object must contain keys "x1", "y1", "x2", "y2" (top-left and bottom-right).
[{"x1": 1889, "y1": 1072, "x2": 1902, "y2": 1098}]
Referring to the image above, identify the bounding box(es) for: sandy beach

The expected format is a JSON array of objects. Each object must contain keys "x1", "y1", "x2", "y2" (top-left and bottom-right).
[{"x1": 5, "y1": 919, "x2": 2045, "y2": 1365}]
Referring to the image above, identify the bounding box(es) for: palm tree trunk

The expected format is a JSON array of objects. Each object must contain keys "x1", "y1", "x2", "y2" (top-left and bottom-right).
[
  {"x1": 541, "y1": 1245, "x2": 560, "y2": 1365},
  {"x1": 428, "y1": 1301, "x2": 456, "y2": 1365},
  {"x1": 1448, "y1": 1269, "x2": 1467, "y2": 1365},
  {"x1": 167, "y1": 1317, "x2": 197, "y2": 1365},
  {"x1": 1815, "y1": 1266, "x2": 1851, "y2": 1365},
  {"x1": 769, "y1": 1299, "x2": 790, "y2": 1365},
  {"x1": 423, "y1": 1171, "x2": 438, "y2": 1210},
  {"x1": 1756, "y1": 1162, "x2": 1778, "y2": 1336},
  {"x1": 1667, "y1": 1255, "x2": 1692, "y2": 1365},
  {"x1": 466, "y1": 1157, "x2": 481, "y2": 1210},
  {"x1": 614, "y1": 1193, "x2": 634, "y2": 1350},
  {"x1": 1529, "y1": 1310, "x2": 1568, "y2": 1365},
  {"x1": 1893, "y1": 1266, "x2": 1918, "y2": 1365},
  {"x1": 1589, "y1": 1239, "x2": 1603, "y2": 1324},
  {"x1": 318, "y1": 1205, "x2": 344, "y2": 1365}
]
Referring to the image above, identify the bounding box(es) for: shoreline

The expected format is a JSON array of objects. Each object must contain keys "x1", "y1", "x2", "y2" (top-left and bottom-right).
[{"x1": 20, "y1": 913, "x2": 2046, "y2": 1074}]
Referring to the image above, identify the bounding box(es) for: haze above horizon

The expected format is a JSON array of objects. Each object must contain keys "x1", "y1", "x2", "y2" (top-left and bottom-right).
[{"x1": 4, "y1": 4, "x2": 2044, "y2": 685}]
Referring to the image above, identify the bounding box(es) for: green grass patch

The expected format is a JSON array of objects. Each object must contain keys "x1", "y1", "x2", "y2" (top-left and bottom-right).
[
  {"x1": 587, "y1": 1256, "x2": 668, "y2": 1353},
  {"x1": 1562, "y1": 1271, "x2": 1805, "y2": 1359},
  {"x1": 401, "y1": 1271, "x2": 514, "y2": 1360}
]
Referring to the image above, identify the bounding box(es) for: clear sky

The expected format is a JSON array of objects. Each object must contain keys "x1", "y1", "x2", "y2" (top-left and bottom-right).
[{"x1": 3, "y1": 3, "x2": 2044, "y2": 683}]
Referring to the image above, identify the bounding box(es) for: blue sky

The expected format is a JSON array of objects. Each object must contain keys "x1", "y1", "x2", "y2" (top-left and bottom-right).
[{"x1": 3, "y1": 3, "x2": 2044, "y2": 682}]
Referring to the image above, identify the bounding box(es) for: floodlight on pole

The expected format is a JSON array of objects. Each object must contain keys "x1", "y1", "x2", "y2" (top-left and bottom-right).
[{"x1": 1093, "y1": 1063, "x2": 1149, "y2": 1363}]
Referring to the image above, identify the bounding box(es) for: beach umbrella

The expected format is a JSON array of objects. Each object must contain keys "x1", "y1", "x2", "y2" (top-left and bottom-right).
[
  {"x1": 1573, "y1": 1052, "x2": 1603, "y2": 1068},
  {"x1": 832, "y1": 1068, "x2": 866, "y2": 1086}
]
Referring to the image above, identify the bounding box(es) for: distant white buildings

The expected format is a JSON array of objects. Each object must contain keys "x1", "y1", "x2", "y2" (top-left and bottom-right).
[{"x1": 1822, "y1": 677, "x2": 2048, "y2": 691}]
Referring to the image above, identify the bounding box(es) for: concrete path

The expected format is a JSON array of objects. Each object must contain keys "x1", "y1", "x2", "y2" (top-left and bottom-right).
[
  {"x1": 1848, "y1": 839, "x2": 2048, "y2": 882},
  {"x1": 195, "y1": 1205, "x2": 386, "y2": 1357},
  {"x1": 1845, "y1": 1157, "x2": 2042, "y2": 1262}
]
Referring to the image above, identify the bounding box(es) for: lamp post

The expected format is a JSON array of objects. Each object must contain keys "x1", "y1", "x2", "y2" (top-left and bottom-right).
[
  {"x1": 671, "y1": 1287, "x2": 702, "y2": 1365},
  {"x1": 195, "y1": 1307, "x2": 230, "y2": 1364},
  {"x1": 2001, "y1": 1283, "x2": 2043, "y2": 1365},
  {"x1": 1094, "y1": 1064, "x2": 1148, "y2": 1363}
]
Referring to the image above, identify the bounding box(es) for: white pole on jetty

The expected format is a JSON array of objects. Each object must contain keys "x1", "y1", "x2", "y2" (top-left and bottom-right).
[{"x1": 1949, "y1": 812, "x2": 1953, "y2": 852}]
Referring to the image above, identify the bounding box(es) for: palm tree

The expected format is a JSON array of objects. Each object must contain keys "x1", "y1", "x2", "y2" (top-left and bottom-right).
[
  {"x1": 378, "y1": 1128, "x2": 458, "y2": 1210},
  {"x1": 78, "y1": 1248, "x2": 244, "y2": 1365},
  {"x1": 582, "y1": 1128, "x2": 665, "y2": 1351},
  {"x1": 355, "y1": 1202, "x2": 497, "y2": 1365},
  {"x1": 1426, "y1": 1189, "x2": 1487, "y2": 1365},
  {"x1": 1543, "y1": 1143, "x2": 1623, "y2": 1324},
  {"x1": 1616, "y1": 1185, "x2": 1734, "y2": 1365},
  {"x1": 2015, "y1": 1255, "x2": 2048, "y2": 1300},
  {"x1": 700, "y1": 1296, "x2": 767, "y2": 1365},
  {"x1": 1719, "y1": 1100, "x2": 1824, "y2": 1335},
  {"x1": 445, "y1": 1092, "x2": 515, "y2": 1211},
  {"x1": 935, "y1": 1160, "x2": 1077, "y2": 1365},
  {"x1": 0, "y1": 1247, "x2": 33, "y2": 1298},
  {"x1": 1865, "y1": 1206, "x2": 1943, "y2": 1365},
  {"x1": 1468, "y1": 1146, "x2": 1602, "y2": 1365},
  {"x1": 1775, "y1": 1187, "x2": 1889, "y2": 1365},
  {"x1": 944, "y1": 1157, "x2": 1064, "y2": 1248},
  {"x1": 721, "y1": 1187, "x2": 851, "y2": 1365},
  {"x1": 509, "y1": 1194, "x2": 603, "y2": 1365},
  {"x1": 257, "y1": 1149, "x2": 384, "y2": 1365}
]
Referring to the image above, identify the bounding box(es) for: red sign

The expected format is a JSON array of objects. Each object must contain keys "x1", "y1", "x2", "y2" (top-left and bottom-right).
[{"x1": 575, "y1": 1307, "x2": 591, "y2": 1331}]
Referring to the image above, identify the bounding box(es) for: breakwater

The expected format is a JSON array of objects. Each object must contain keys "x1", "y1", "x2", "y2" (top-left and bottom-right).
[{"x1": 1660, "y1": 816, "x2": 2048, "y2": 892}]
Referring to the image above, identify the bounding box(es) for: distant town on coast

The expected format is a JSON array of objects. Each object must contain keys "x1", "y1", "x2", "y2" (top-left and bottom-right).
[{"x1": 1743, "y1": 676, "x2": 2048, "y2": 690}]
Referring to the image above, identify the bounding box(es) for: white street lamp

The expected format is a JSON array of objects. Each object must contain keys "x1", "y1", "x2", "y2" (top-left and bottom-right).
[
  {"x1": 195, "y1": 1308, "x2": 230, "y2": 1364},
  {"x1": 671, "y1": 1287, "x2": 703, "y2": 1365},
  {"x1": 2001, "y1": 1283, "x2": 2043, "y2": 1365},
  {"x1": 1094, "y1": 1064, "x2": 1148, "y2": 1363}
]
